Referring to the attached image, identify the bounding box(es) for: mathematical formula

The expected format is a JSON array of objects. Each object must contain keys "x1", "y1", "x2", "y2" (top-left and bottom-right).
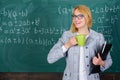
[{"x1": 0, "y1": 3, "x2": 118, "y2": 46}]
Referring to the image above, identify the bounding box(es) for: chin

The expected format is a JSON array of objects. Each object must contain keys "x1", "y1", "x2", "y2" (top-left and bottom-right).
[{"x1": 75, "y1": 25, "x2": 82, "y2": 28}]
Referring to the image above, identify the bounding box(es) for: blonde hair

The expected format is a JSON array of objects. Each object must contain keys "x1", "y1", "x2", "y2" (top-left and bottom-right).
[{"x1": 70, "y1": 5, "x2": 92, "y2": 33}]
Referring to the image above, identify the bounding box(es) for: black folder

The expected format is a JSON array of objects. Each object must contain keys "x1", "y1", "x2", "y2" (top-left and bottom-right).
[{"x1": 90, "y1": 42, "x2": 112, "y2": 74}]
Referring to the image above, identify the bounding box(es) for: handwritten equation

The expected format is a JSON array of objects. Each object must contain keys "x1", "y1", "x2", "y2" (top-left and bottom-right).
[
  {"x1": 1, "y1": 18, "x2": 40, "y2": 27},
  {"x1": 0, "y1": 26, "x2": 66, "y2": 35},
  {"x1": 0, "y1": 8, "x2": 28, "y2": 19},
  {"x1": 97, "y1": 26, "x2": 113, "y2": 43},
  {"x1": 0, "y1": 37, "x2": 56, "y2": 46},
  {"x1": 58, "y1": 4, "x2": 119, "y2": 24}
]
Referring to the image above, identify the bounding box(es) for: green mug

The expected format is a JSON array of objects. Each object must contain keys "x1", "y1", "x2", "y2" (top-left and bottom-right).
[{"x1": 76, "y1": 34, "x2": 86, "y2": 46}]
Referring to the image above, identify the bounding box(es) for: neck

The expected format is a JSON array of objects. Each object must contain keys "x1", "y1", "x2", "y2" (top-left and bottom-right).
[{"x1": 77, "y1": 27, "x2": 90, "y2": 35}]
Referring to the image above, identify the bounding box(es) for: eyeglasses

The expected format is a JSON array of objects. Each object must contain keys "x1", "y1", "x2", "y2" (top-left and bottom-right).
[{"x1": 72, "y1": 14, "x2": 84, "y2": 20}]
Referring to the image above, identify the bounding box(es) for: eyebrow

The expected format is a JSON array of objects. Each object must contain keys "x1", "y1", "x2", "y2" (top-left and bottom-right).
[{"x1": 72, "y1": 14, "x2": 84, "y2": 17}]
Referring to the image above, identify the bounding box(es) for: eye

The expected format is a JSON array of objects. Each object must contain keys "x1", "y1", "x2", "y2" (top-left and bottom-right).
[{"x1": 78, "y1": 14, "x2": 84, "y2": 18}]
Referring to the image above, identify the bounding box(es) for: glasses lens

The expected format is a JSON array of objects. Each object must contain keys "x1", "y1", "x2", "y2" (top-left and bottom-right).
[
  {"x1": 72, "y1": 14, "x2": 84, "y2": 19},
  {"x1": 78, "y1": 14, "x2": 84, "y2": 18}
]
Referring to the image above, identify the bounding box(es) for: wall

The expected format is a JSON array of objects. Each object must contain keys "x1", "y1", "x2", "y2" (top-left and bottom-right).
[{"x1": 0, "y1": 0, "x2": 120, "y2": 72}]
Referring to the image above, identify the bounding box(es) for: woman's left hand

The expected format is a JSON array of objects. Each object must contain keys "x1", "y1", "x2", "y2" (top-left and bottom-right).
[{"x1": 92, "y1": 53, "x2": 105, "y2": 66}]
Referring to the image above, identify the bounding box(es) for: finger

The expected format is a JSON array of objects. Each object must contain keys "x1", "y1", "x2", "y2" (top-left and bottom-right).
[
  {"x1": 93, "y1": 56, "x2": 98, "y2": 60},
  {"x1": 92, "y1": 59, "x2": 97, "y2": 65},
  {"x1": 93, "y1": 57, "x2": 98, "y2": 62},
  {"x1": 98, "y1": 53, "x2": 101, "y2": 59},
  {"x1": 73, "y1": 37, "x2": 77, "y2": 44}
]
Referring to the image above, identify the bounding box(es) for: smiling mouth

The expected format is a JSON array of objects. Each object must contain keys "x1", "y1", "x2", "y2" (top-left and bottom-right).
[{"x1": 76, "y1": 22, "x2": 81, "y2": 25}]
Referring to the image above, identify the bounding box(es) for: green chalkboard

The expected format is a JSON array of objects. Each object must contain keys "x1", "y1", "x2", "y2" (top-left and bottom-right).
[{"x1": 0, "y1": 0, "x2": 120, "y2": 72}]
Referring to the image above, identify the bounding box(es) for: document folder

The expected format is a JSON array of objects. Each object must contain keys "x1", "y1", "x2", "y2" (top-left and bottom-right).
[{"x1": 90, "y1": 42, "x2": 112, "y2": 74}]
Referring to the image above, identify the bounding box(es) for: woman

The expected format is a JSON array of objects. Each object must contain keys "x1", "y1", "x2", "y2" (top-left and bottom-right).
[{"x1": 47, "y1": 5, "x2": 112, "y2": 80}]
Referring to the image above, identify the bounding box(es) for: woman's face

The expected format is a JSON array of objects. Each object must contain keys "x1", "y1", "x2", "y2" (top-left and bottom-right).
[{"x1": 72, "y1": 9, "x2": 87, "y2": 29}]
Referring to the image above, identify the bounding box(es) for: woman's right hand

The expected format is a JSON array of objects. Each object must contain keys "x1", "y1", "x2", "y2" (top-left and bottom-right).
[{"x1": 64, "y1": 37, "x2": 77, "y2": 49}]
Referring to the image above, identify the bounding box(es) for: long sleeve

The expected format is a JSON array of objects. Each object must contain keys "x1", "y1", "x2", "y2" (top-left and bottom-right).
[
  {"x1": 47, "y1": 31, "x2": 72, "y2": 64},
  {"x1": 99, "y1": 34, "x2": 113, "y2": 71}
]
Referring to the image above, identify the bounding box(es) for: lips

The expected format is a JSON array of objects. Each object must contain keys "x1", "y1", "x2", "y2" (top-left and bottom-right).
[{"x1": 75, "y1": 22, "x2": 82, "y2": 25}]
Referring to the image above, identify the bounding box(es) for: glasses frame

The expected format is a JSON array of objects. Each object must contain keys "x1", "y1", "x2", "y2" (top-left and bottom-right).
[{"x1": 72, "y1": 14, "x2": 84, "y2": 20}]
